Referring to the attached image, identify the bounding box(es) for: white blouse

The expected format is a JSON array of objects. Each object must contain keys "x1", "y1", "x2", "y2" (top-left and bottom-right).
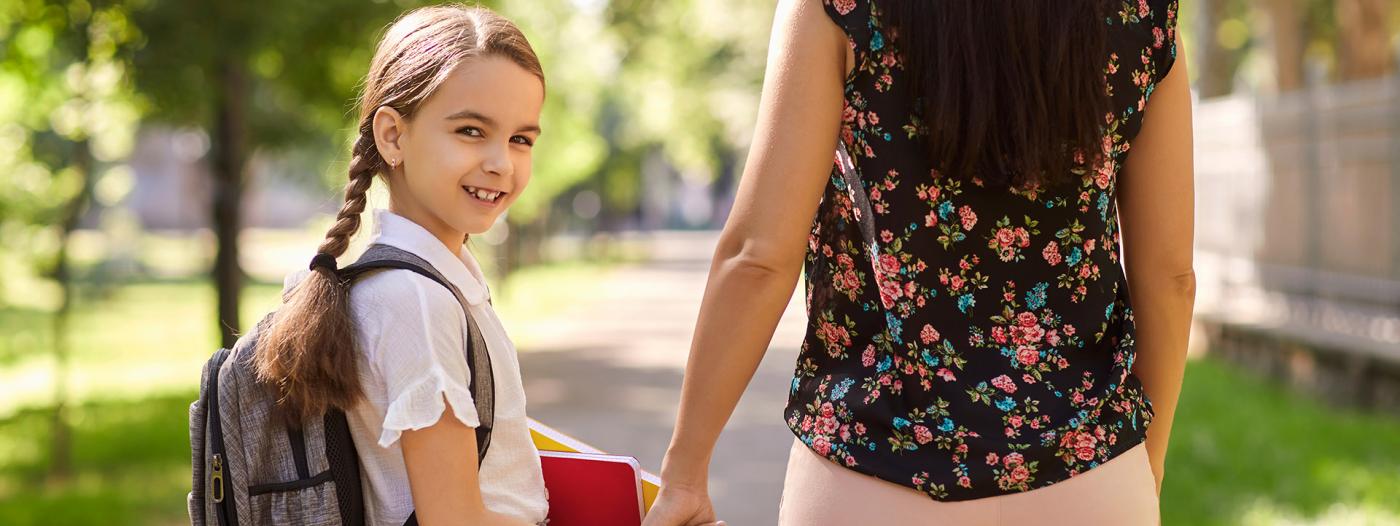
[{"x1": 283, "y1": 209, "x2": 548, "y2": 525}]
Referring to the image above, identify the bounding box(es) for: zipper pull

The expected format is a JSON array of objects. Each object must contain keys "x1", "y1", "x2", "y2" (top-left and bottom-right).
[{"x1": 211, "y1": 453, "x2": 225, "y2": 503}]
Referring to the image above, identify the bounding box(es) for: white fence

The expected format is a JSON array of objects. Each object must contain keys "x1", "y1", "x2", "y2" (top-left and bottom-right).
[{"x1": 1190, "y1": 75, "x2": 1400, "y2": 408}]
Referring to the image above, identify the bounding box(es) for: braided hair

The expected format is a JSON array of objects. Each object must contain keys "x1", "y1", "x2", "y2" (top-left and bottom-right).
[{"x1": 254, "y1": 4, "x2": 544, "y2": 420}]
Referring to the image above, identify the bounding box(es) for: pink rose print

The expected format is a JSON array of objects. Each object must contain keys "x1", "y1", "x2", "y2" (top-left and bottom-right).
[
  {"x1": 959, "y1": 205, "x2": 978, "y2": 230},
  {"x1": 880, "y1": 253, "x2": 901, "y2": 274},
  {"x1": 920, "y1": 324, "x2": 940, "y2": 344},
  {"x1": 1016, "y1": 347, "x2": 1040, "y2": 366},
  {"x1": 991, "y1": 374, "x2": 1017, "y2": 394},
  {"x1": 914, "y1": 425, "x2": 933, "y2": 445},
  {"x1": 1016, "y1": 311, "x2": 1038, "y2": 328}
]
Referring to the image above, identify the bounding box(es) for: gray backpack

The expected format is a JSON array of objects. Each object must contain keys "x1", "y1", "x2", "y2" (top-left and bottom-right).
[{"x1": 188, "y1": 244, "x2": 495, "y2": 526}]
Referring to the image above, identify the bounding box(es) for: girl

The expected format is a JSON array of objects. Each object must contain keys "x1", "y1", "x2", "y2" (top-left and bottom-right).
[
  {"x1": 647, "y1": 0, "x2": 1191, "y2": 524},
  {"x1": 257, "y1": 5, "x2": 548, "y2": 525}
]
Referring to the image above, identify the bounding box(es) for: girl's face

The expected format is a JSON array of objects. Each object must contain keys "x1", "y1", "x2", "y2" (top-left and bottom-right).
[{"x1": 374, "y1": 55, "x2": 544, "y2": 248}]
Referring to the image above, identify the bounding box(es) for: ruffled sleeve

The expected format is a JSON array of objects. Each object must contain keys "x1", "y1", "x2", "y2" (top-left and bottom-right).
[
  {"x1": 822, "y1": 0, "x2": 875, "y2": 72},
  {"x1": 1149, "y1": 0, "x2": 1181, "y2": 86},
  {"x1": 350, "y1": 269, "x2": 482, "y2": 448}
]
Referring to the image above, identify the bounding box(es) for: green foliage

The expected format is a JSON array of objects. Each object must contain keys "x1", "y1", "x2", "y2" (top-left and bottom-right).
[
  {"x1": 604, "y1": 0, "x2": 771, "y2": 173},
  {"x1": 124, "y1": 0, "x2": 449, "y2": 189},
  {"x1": 0, "y1": 0, "x2": 141, "y2": 286}
]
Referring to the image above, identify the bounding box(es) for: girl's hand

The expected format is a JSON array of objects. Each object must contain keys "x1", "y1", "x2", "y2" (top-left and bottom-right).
[{"x1": 641, "y1": 484, "x2": 726, "y2": 526}]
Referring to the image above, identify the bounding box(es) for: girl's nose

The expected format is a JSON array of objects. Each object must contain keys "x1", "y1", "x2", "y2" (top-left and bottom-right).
[{"x1": 482, "y1": 142, "x2": 514, "y2": 178}]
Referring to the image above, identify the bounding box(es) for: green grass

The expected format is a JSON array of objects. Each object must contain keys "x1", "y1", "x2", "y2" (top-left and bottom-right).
[
  {"x1": 1160, "y1": 358, "x2": 1400, "y2": 525},
  {"x1": 0, "y1": 394, "x2": 195, "y2": 526},
  {"x1": 0, "y1": 281, "x2": 284, "y2": 418}
]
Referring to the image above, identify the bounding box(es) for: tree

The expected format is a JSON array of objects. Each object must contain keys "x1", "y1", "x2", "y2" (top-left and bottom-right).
[
  {"x1": 125, "y1": 0, "x2": 440, "y2": 346},
  {"x1": 0, "y1": 0, "x2": 142, "y2": 478},
  {"x1": 602, "y1": 0, "x2": 772, "y2": 225},
  {"x1": 1263, "y1": 0, "x2": 1307, "y2": 91},
  {"x1": 1334, "y1": 0, "x2": 1393, "y2": 80}
]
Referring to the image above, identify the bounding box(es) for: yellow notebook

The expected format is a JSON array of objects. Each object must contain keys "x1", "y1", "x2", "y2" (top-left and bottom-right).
[{"x1": 529, "y1": 419, "x2": 662, "y2": 513}]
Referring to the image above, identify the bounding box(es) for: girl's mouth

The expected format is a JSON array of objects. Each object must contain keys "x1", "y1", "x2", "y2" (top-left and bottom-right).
[{"x1": 463, "y1": 185, "x2": 506, "y2": 205}]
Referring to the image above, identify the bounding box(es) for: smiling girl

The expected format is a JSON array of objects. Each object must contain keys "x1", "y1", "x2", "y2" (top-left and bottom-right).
[{"x1": 256, "y1": 5, "x2": 548, "y2": 525}]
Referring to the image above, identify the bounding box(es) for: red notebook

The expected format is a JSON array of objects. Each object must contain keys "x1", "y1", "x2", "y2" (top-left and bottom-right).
[{"x1": 539, "y1": 451, "x2": 645, "y2": 526}]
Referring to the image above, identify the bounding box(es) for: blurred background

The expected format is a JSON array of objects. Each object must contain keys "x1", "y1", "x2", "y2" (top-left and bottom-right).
[{"x1": 0, "y1": 0, "x2": 1398, "y2": 524}]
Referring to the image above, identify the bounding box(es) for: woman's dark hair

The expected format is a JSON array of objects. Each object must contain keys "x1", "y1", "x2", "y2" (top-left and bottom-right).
[
  {"x1": 254, "y1": 4, "x2": 544, "y2": 421},
  {"x1": 885, "y1": 0, "x2": 1110, "y2": 189}
]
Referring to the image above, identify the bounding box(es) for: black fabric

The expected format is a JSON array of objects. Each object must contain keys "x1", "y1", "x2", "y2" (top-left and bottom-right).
[
  {"x1": 324, "y1": 409, "x2": 365, "y2": 526},
  {"x1": 247, "y1": 470, "x2": 335, "y2": 496},
  {"x1": 206, "y1": 348, "x2": 237, "y2": 526},
  {"x1": 288, "y1": 427, "x2": 310, "y2": 479},
  {"x1": 785, "y1": 0, "x2": 1180, "y2": 501}
]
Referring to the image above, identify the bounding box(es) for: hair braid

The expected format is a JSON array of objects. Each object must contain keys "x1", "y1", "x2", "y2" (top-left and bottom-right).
[{"x1": 253, "y1": 3, "x2": 543, "y2": 421}]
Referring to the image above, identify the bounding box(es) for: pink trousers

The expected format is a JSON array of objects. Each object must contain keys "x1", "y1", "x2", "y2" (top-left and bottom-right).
[{"x1": 777, "y1": 438, "x2": 1159, "y2": 525}]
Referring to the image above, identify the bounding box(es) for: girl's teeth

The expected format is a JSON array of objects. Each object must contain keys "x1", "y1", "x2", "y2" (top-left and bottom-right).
[{"x1": 467, "y1": 187, "x2": 501, "y2": 202}]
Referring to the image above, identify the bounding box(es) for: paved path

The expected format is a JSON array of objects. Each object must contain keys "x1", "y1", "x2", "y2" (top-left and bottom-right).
[{"x1": 510, "y1": 232, "x2": 807, "y2": 525}]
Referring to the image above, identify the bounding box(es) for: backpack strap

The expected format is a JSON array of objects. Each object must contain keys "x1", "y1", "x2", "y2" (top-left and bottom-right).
[
  {"x1": 339, "y1": 244, "x2": 496, "y2": 462},
  {"x1": 340, "y1": 244, "x2": 496, "y2": 526},
  {"x1": 834, "y1": 140, "x2": 879, "y2": 254}
]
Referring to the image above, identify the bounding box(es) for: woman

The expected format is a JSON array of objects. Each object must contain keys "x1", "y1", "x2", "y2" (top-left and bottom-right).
[{"x1": 644, "y1": 0, "x2": 1192, "y2": 523}]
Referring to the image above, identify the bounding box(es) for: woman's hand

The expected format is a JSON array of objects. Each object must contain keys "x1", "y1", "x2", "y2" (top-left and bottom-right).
[{"x1": 641, "y1": 483, "x2": 725, "y2": 526}]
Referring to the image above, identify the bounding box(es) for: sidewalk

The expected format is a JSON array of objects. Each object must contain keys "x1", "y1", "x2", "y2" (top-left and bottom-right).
[{"x1": 509, "y1": 231, "x2": 807, "y2": 525}]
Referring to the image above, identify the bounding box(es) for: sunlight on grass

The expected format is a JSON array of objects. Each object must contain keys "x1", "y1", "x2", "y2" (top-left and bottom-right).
[
  {"x1": 1160, "y1": 358, "x2": 1400, "y2": 525},
  {"x1": 1238, "y1": 499, "x2": 1400, "y2": 525},
  {"x1": 0, "y1": 394, "x2": 194, "y2": 526},
  {"x1": 494, "y1": 260, "x2": 620, "y2": 350},
  {"x1": 0, "y1": 259, "x2": 612, "y2": 419},
  {"x1": 0, "y1": 282, "x2": 282, "y2": 419}
]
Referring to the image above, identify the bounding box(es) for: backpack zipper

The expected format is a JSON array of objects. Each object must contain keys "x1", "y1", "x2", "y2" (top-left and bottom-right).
[
  {"x1": 206, "y1": 348, "x2": 236, "y2": 526},
  {"x1": 211, "y1": 453, "x2": 225, "y2": 503}
]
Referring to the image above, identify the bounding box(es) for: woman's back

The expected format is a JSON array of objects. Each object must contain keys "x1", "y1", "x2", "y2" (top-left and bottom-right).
[{"x1": 786, "y1": 0, "x2": 1181, "y2": 500}]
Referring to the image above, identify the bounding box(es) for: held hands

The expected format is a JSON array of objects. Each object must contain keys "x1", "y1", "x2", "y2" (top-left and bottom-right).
[{"x1": 641, "y1": 482, "x2": 726, "y2": 526}]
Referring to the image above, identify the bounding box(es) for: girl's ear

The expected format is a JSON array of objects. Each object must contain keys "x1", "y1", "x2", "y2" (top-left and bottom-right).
[{"x1": 372, "y1": 105, "x2": 408, "y2": 168}]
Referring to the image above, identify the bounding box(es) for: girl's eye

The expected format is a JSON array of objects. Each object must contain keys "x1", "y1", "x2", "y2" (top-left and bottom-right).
[
  {"x1": 457, "y1": 127, "x2": 483, "y2": 137},
  {"x1": 511, "y1": 135, "x2": 535, "y2": 146}
]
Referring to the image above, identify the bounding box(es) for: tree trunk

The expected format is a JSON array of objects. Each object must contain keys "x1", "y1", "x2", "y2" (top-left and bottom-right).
[
  {"x1": 211, "y1": 58, "x2": 249, "y2": 349},
  {"x1": 1196, "y1": 0, "x2": 1237, "y2": 97},
  {"x1": 709, "y1": 142, "x2": 737, "y2": 228},
  {"x1": 1335, "y1": 0, "x2": 1394, "y2": 81},
  {"x1": 1264, "y1": 0, "x2": 1306, "y2": 91},
  {"x1": 50, "y1": 139, "x2": 97, "y2": 480}
]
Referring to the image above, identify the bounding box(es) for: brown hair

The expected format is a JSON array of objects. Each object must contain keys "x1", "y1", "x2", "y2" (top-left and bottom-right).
[
  {"x1": 254, "y1": 4, "x2": 544, "y2": 421},
  {"x1": 885, "y1": 0, "x2": 1111, "y2": 189}
]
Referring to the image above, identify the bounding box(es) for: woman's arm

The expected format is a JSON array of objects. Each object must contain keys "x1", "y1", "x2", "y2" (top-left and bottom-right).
[
  {"x1": 645, "y1": 0, "x2": 847, "y2": 523},
  {"x1": 1116, "y1": 33, "x2": 1195, "y2": 495},
  {"x1": 401, "y1": 401, "x2": 533, "y2": 526}
]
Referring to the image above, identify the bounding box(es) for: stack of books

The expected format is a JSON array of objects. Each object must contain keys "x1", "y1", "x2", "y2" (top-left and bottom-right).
[{"x1": 529, "y1": 419, "x2": 662, "y2": 526}]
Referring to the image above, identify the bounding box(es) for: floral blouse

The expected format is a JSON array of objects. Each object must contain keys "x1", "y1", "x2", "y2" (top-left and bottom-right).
[{"x1": 786, "y1": 0, "x2": 1180, "y2": 501}]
